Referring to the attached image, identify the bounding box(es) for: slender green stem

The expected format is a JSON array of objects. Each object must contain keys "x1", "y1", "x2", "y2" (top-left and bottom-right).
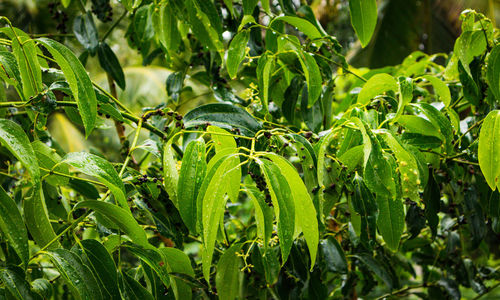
[
  {"x1": 101, "y1": 10, "x2": 128, "y2": 42},
  {"x1": 39, "y1": 167, "x2": 106, "y2": 187}
]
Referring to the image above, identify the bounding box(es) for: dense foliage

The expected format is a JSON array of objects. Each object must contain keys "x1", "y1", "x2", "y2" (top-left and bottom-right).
[{"x1": 0, "y1": 0, "x2": 499, "y2": 299}]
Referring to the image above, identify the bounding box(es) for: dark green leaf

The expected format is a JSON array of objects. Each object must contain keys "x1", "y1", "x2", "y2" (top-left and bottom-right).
[
  {"x1": 487, "y1": 44, "x2": 500, "y2": 102},
  {"x1": 376, "y1": 195, "x2": 404, "y2": 251},
  {"x1": 0, "y1": 266, "x2": 41, "y2": 300},
  {"x1": 245, "y1": 185, "x2": 273, "y2": 249},
  {"x1": 216, "y1": 243, "x2": 243, "y2": 300},
  {"x1": 296, "y1": 51, "x2": 322, "y2": 107},
  {"x1": 97, "y1": 42, "x2": 126, "y2": 90},
  {"x1": 0, "y1": 51, "x2": 22, "y2": 88},
  {"x1": 73, "y1": 12, "x2": 99, "y2": 55},
  {"x1": 320, "y1": 237, "x2": 347, "y2": 273},
  {"x1": 32, "y1": 140, "x2": 69, "y2": 186},
  {"x1": 119, "y1": 272, "x2": 154, "y2": 300},
  {"x1": 356, "y1": 253, "x2": 394, "y2": 289},
  {"x1": 31, "y1": 278, "x2": 52, "y2": 299},
  {"x1": 423, "y1": 169, "x2": 440, "y2": 237},
  {"x1": 183, "y1": 103, "x2": 262, "y2": 136},
  {"x1": 166, "y1": 71, "x2": 184, "y2": 103}
]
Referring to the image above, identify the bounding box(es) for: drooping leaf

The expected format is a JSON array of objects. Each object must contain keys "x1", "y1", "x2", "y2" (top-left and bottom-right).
[
  {"x1": 163, "y1": 139, "x2": 179, "y2": 206},
  {"x1": 0, "y1": 266, "x2": 41, "y2": 300},
  {"x1": 97, "y1": 42, "x2": 126, "y2": 90},
  {"x1": 257, "y1": 158, "x2": 295, "y2": 265},
  {"x1": 296, "y1": 51, "x2": 322, "y2": 107},
  {"x1": 72, "y1": 239, "x2": 121, "y2": 300},
  {"x1": 272, "y1": 16, "x2": 322, "y2": 40},
  {"x1": 0, "y1": 119, "x2": 58, "y2": 249},
  {"x1": 158, "y1": 247, "x2": 194, "y2": 300},
  {"x1": 393, "y1": 77, "x2": 413, "y2": 122},
  {"x1": 183, "y1": 103, "x2": 262, "y2": 136},
  {"x1": 119, "y1": 272, "x2": 153, "y2": 300},
  {"x1": 478, "y1": 110, "x2": 500, "y2": 191},
  {"x1": 124, "y1": 244, "x2": 170, "y2": 289},
  {"x1": 412, "y1": 103, "x2": 453, "y2": 152},
  {"x1": 0, "y1": 51, "x2": 22, "y2": 89},
  {"x1": 74, "y1": 201, "x2": 149, "y2": 248},
  {"x1": 32, "y1": 140, "x2": 70, "y2": 186},
  {"x1": 376, "y1": 195, "x2": 404, "y2": 251},
  {"x1": 73, "y1": 12, "x2": 99, "y2": 56},
  {"x1": 227, "y1": 30, "x2": 249, "y2": 79},
  {"x1": 37, "y1": 38, "x2": 97, "y2": 136},
  {"x1": 355, "y1": 253, "x2": 394, "y2": 289},
  {"x1": 216, "y1": 243, "x2": 243, "y2": 300},
  {"x1": 357, "y1": 73, "x2": 397, "y2": 105},
  {"x1": 245, "y1": 185, "x2": 273, "y2": 249},
  {"x1": 208, "y1": 126, "x2": 240, "y2": 203},
  {"x1": 423, "y1": 169, "x2": 440, "y2": 237},
  {"x1": 0, "y1": 186, "x2": 29, "y2": 268},
  {"x1": 487, "y1": 44, "x2": 500, "y2": 102},
  {"x1": 186, "y1": 0, "x2": 224, "y2": 58},
  {"x1": 349, "y1": 0, "x2": 378, "y2": 47},
  {"x1": 257, "y1": 52, "x2": 275, "y2": 112},
  {"x1": 320, "y1": 237, "x2": 347, "y2": 274},
  {"x1": 166, "y1": 71, "x2": 184, "y2": 103},
  {"x1": 454, "y1": 30, "x2": 486, "y2": 78},
  {"x1": 152, "y1": 2, "x2": 180, "y2": 51},
  {"x1": 421, "y1": 75, "x2": 451, "y2": 107},
  {"x1": 264, "y1": 153, "x2": 319, "y2": 268},
  {"x1": 177, "y1": 139, "x2": 207, "y2": 233},
  {"x1": 351, "y1": 175, "x2": 378, "y2": 247},
  {"x1": 63, "y1": 152, "x2": 128, "y2": 210},
  {"x1": 46, "y1": 249, "x2": 103, "y2": 300}
]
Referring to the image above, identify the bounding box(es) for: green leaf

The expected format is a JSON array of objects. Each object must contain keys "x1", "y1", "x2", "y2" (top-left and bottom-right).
[
  {"x1": 478, "y1": 110, "x2": 500, "y2": 191},
  {"x1": 351, "y1": 175, "x2": 377, "y2": 246},
  {"x1": 393, "y1": 77, "x2": 413, "y2": 122},
  {"x1": 0, "y1": 119, "x2": 58, "y2": 249},
  {"x1": 357, "y1": 73, "x2": 397, "y2": 105},
  {"x1": 487, "y1": 44, "x2": 500, "y2": 102},
  {"x1": 376, "y1": 195, "x2": 404, "y2": 251},
  {"x1": 320, "y1": 237, "x2": 347, "y2": 274},
  {"x1": 32, "y1": 140, "x2": 69, "y2": 186},
  {"x1": 264, "y1": 153, "x2": 319, "y2": 268},
  {"x1": 72, "y1": 239, "x2": 121, "y2": 300},
  {"x1": 0, "y1": 27, "x2": 43, "y2": 100},
  {"x1": 73, "y1": 12, "x2": 99, "y2": 56},
  {"x1": 158, "y1": 247, "x2": 194, "y2": 300},
  {"x1": 163, "y1": 140, "x2": 179, "y2": 206},
  {"x1": 216, "y1": 243, "x2": 243, "y2": 300},
  {"x1": 379, "y1": 130, "x2": 420, "y2": 202},
  {"x1": 177, "y1": 139, "x2": 207, "y2": 233},
  {"x1": 454, "y1": 30, "x2": 486, "y2": 77},
  {"x1": 152, "y1": 2, "x2": 180, "y2": 51},
  {"x1": 74, "y1": 201, "x2": 149, "y2": 248},
  {"x1": 257, "y1": 53, "x2": 275, "y2": 112},
  {"x1": 355, "y1": 253, "x2": 394, "y2": 289},
  {"x1": 121, "y1": 0, "x2": 142, "y2": 12},
  {"x1": 227, "y1": 30, "x2": 249, "y2": 79},
  {"x1": 397, "y1": 115, "x2": 443, "y2": 140},
  {"x1": 37, "y1": 38, "x2": 97, "y2": 137},
  {"x1": 421, "y1": 75, "x2": 451, "y2": 107},
  {"x1": 423, "y1": 169, "x2": 440, "y2": 237},
  {"x1": 0, "y1": 51, "x2": 22, "y2": 88},
  {"x1": 257, "y1": 159, "x2": 295, "y2": 265},
  {"x1": 0, "y1": 266, "x2": 41, "y2": 300},
  {"x1": 245, "y1": 185, "x2": 273, "y2": 249},
  {"x1": 31, "y1": 278, "x2": 52, "y2": 299},
  {"x1": 349, "y1": 0, "x2": 377, "y2": 47},
  {"x1": 338, "y1": 145, "x2": 363, "y2": 172},
  {"x1": 183, "y1": 103, "x2": 263, "y2": 136},
  {"x1": 413, "y1": 103, "x2": 453, "y2": 152},
  {"x1": 63, "y1": 152, "x2": 128, "y2": 210},
  {"x1": 0, "y1": 186, "x2": 29, "y2": 268},
  {"x1": 124, "y1": 244, "x2": 170, "y2": 289},
  {"x1": 208, "y1": 126, "x2": 240, "y2": 203},
  {"x1": 200, "y1": 155, "x2": 238, "y2": 283},
  {"x1": 296, "y1": 51, "x2": 322, "y2": 107},
  {"x1": 272, "y1": 16, "x2": 323, "y2": 40},
  {"x1": 243, "y1": 0, "x2": 258, "y2": 15},
  {"x1": 186, "y1": 0, "x2": 224, "y2": 58},
  {"x1": 46, "y1": 249, "x2": 103, "y2": 300},
  {"x1": 119, "y1": 272, "x2": 153, "y2": 300},
  {"x1": 97, "y1": 42, "x2": 126, "y2": 90}
]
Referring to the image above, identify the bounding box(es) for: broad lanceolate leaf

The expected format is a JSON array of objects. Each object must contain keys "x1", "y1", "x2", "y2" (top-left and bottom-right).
[
  {"x1": 257, "y1": 159, "x2": 295, "y2": 265},
  {"x1": 397, "y1": 115, "x2": 444, "y2": 140},
  {"x1": 73, "y1": 12, "x2": 99, "y2": 55},
  {"x1": 183, "y1": 103, "x2": 263, "y2": 136},
  {"x1": 296, "y1": 51, "x2": 322, "y2": 107},
  {"x1": 454, "y1": 30, "x2": 486, "y2": 77},
  {"x1": 245, "y1": 185, "x2": 273, "y2": 249},
  {"x1": 32, "y1": 140, "x2": 69, "y2": 186},
  {"x1": 152, "y1": 2, "x2": 180, "y2": 51},
  {"x1": 487, "y1": 44, "x2": 500, "y2": 102},
  {"x1": 413, "y1": 103, "x2": 453, "y2": 152},
  {"x1": 0, "y1": 266, "x2": 41, "y2": 300},
  {"x1": 74, "y1": 201, "x2": 150, "y2": 248},
  {"x1": 227, "y1": 30, "x2": 249, "y2": 79},
  {"x1": 421, "y1": 75, "x2": 451, "y2": 107},
  {"x1": 200, "y1": 155, "x2": 239, "y2": 283},
  {"x1": 478, "y1": 110, "x2": 500, "y2": 191},
  {"x1": 163, "y1": 140, "x2": 179, "y2": 206},
  {"x1": 264, "y1": 153, "x2": 319, "y2": 269},
  {"x1": 0, "y1": 119, "x2": 58, "y2": 249},
  {"x1": 158, "y1": 247, "x2": 195, "y2": 300},
  {"x1": 97, "y1": 42, "x2": 126, "y2": 90},
  {"x1": 63, "y1": 152, "x2": 128, "y2": 210},
  {"x1": 46, "y1": 249, "x2": 103, "y2": 300},
  {"x1": 376, "y1": 195, "x2": 404, "y2": 251},
  {"x1": 357, "y1": 74, "x2": 397, "y2": 105},
  {"x1": 379, "y1": 130, "x2": 420, "y2": 202},
  {"x1": 119, "y1": 272, "x2": 154, "y2": 300},
  {"x1": 320, "y1": 237, "x2": 347, "y2": 274},
  {"x1": 37, "y1": 38, "x2": 97, "y2": 136},
  {"x1": 393, "y1": 77, "x2": 413, "y2": 122},
  {"x1": 186, "y1": 0, "x2": 224, "y2": 58},
  {"x1": 0, "y1": 28, "x2": 43, "y2": 100},
  {"x1": 177, "y1": 139, "x2": 207, "y2": 233},
  {"x1": 208, "y1": 126, "x2": 240, "y2": 203},
  {"x1": 216, "y1": 243, "x2": 243, "y2": 300},
  {"x1": 272, "y1": 16, "x2": 323, "y2": 40},
  {"x1": 351, "y1": 175, "x2": 378, "y2": 247},
  {"x1": 72, "y1": 239, "x2": 120, "y2": 300},
  {"x1": 349, "y1": 0, "x2": 377, "y2": 47},
  {"x1": 124, "y1": 245, "x2": 171, "y2": 290},
  {"x1": 0, "y1": 51, "x2": 22, "y2": 89},
  {"x1": 257, "y1": 53, "x2": 274, "y2": 112},
  {"x1": 0, "y1": 186, "x2": 29, "y2": 268}
]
